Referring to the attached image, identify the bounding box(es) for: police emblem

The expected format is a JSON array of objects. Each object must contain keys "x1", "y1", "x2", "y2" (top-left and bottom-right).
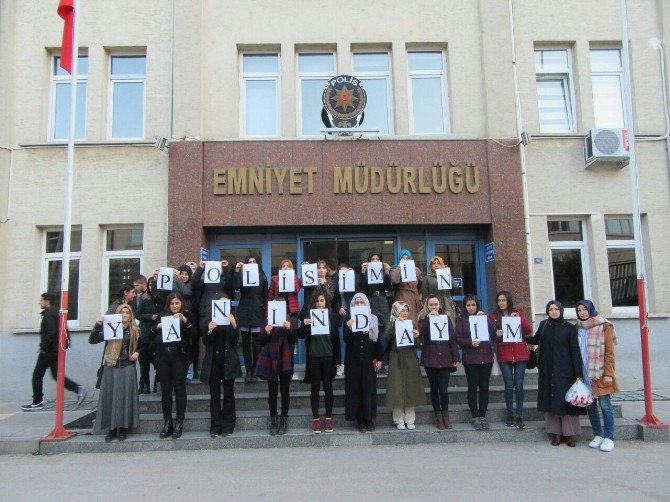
[{"x1": 322, "y1": 75, "x2": 367, "y2": 129}]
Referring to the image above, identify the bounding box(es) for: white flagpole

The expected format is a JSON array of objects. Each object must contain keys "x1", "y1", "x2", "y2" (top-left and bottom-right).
[{"x1": 44, "y1": 0, "x2": 80, "y2": 440}]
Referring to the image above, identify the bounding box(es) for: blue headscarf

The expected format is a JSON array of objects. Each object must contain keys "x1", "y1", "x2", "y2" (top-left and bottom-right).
[
  {"x1": 391, "y1": 249, "x2": 414, "y2": 269},
  {"x1": 576, "y1": 299, "x2": 598, "y2": 318}
]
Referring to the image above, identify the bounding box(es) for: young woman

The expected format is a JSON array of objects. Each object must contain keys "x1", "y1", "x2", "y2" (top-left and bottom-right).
[
  {"x1": 343, "y1": 293, "x2": 382, "y2": 432},
  {"x1": 576, "y1": 300, "x2": 619, "y2": 452},
  {"x1": 299, "y1": 291, "x2": 341, "y2": 434},
  {"x1": 455, "y1": 294, "x2": 494, "y2": 430},
  {"x1": 420, "y1": 256, "x2": 457, "y2": 322},
  {"x1": 488, "y1": 290, "x2": 532, "y2": 429},
  {"x1": 201, "y1": 294, "x2": 242, "y2": 437},
  {"x1": 232, "y1": 255, "x2": 268, "y2": 383},
  {"x1": 390, "y1": 249, "x2": 423, "y2": 325},
  {"x1": 527, "y1": 300, "x2": 585, "y2": 447},
  {"x1": 135, "y1": 276, "x2": 163, "y2": 394},
  {"x1": 268, "y1": 258, "x2": 302, "y2": 318},
  {"x1": 151, "y1": 292, "x2": 196, "y2": 439},
  {"x1": 105, "y1": 284, "x2": 136, "y2": 314},
  {"x1": 300, "y1": 260, "x2": 335, "y2": 319},
  {"x1": 89, "y1": 304, "x2": 142, "y2": 442},
  {"x1": 384, "y1": 301, "x2": 426, "y2": 430},
  {"x1": 418, "y1": 295, "x2": 459, "y2": 429},
  {"x1": 332, "y1": 262, "x2": 356, "y2": 376},
  {"x1": 256, "y1": 297, "x2": 297, "y2": 436}
]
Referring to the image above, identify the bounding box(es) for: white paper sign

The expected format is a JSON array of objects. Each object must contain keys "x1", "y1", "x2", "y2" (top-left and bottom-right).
[
  {"x1": 161, "y1": 315, "x2": 181, "y2": 343},
  {"x1": 366, "y1": 261, "x2": 384, "y2": 284},
  {"x1": 350, "y1": 306, "x2": 371, "y2": 333},
  {"x1": 242, "y1": 263, "x2": 260, "y2": 287},
  {"x1": 502, "y1": 316, "x2": 523, "y2": 343},
  {"x1": 301, "y1": 263, "x2": 318, "y2": 287},
  {"x1": 468, "y1": 315, "x2": 490, "y2": 342},
  {"x1": 204, "y1": 261, "x2": 221, "y2": 284},
  {"x1": 435, "y1": 267, "x2": 452, "y2": 290},
  {"x1": 338, "y1": 269, "x2": 355, "y2": 292},
  {"x1": 278, "y1": 269, "x2": 296, "y2": 292},
  {"x1": 211, "y1": 299, "x2": 231, "y2": 325},
  {"x1": 429, "y1": 315, "x2": 451, "y2": 341},
  {"x1": 157, "y1": 267, "x2": 174, "y2": 291},
  {"x1": 103, "y1": 314, "x2": 124, "y2": 341},
  {"x1": 267, "y1": 300, "x2": 287, "y2": 327},
  {"x1": 395, "y1": 320, "x2": 415, "y2": 347},
  {"x1": 400, "y1": 260, "x2": 417, "y2": 282},
  {"x1": 310, "y1": 308, "x2": 330, "y2": 335}
]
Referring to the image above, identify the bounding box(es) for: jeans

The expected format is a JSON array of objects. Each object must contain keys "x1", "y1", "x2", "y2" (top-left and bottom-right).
[
  {"x1": 425, "y1": 367, "x2": 451, "y2": 412},
  {"x1": 588, "y1": 394, "x2": 615, "y2": 440},
  {"x1": 31, "y1": 351, "x2": 79, "y2": 403},
  {"x1": 499, "y1": 361, "x2": 527, "y2": 418}
]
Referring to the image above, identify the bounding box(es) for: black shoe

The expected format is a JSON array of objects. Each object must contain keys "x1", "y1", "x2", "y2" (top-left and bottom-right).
[
  {"x1": 278, "y1": 416, "x2": 288, "y2": 435},
  {"x1": 117, "y1": 428, "x2": 127, "y2": 441},
  {"x1": 269, "y1": 416, "x2": 278, "y2": 436},
  {"x1": 505, "y1": 415, "x2": 515, "y2": 427},
  {"x1": 105, "y1": 429, "x2": 118, "y2": 443},
  {"x1": 358, "y1": 421, "x2": 366, "y2": 433},
  {"x1": 153, "y1": 382, "x2": 158, "y2": 394},
  {"x1": 515, "y1": 417, "x2": 525, "y2": 430},
  {"x1": 193, "y1": 371, "x2": 200, "y2": 380},
  {"x1": 172, "y1": 419, "x2": 183, "y2": 439},
  {"x1": 210, "y1": 428, "x2": 222, "y2": 438},
  {"x1": 245, "y1": 373, "x2": 253, "y2": 383},
  {"x1": 159, "y1": 419, "x2": 173, "y2": 439},
  {"x1": 365, "y1": 420, "x2": 375, "y2": 432},
  {"x1": 137, "y1": 380, "x2": 144, "y2": 394}
]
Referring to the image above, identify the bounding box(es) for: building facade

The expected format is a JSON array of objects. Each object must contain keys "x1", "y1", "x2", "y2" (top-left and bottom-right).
[{"x1": 1, "y1": 0, "x2": 668, "y2": 401}]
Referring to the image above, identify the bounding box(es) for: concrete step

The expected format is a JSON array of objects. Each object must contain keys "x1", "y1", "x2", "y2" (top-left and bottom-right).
[
  {"x1": 165, "y1": 372, "x2": 539, "y2": 395},
  {"x1": 138, "y1": 386, "x2": 540, "y2": 414},
  {"x1": 132, "y1": 403, "x2": 623, "y2": 433},
  {"x1": 38, "y1": 419, "x2": 641, "y2": 454}
]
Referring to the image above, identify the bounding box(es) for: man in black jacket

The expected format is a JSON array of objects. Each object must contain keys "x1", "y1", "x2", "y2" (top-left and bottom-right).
[{"x1": 21, "y1": 293, "x2": 87, "y2": 411}]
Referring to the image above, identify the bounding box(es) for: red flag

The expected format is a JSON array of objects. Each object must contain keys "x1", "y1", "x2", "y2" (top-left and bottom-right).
[{"x1": 57, "y1": 0, "x2": 74, "y2": 74}]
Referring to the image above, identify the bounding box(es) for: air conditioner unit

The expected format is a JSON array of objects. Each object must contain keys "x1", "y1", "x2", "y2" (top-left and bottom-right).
[{"x1": 584, "y1": 128, "x2": 630, "y2": 168}]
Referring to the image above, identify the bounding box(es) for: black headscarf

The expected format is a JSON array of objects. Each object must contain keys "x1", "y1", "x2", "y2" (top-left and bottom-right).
[{"x1": 545, "y1": 300, "x2": 564, "y2": 325}]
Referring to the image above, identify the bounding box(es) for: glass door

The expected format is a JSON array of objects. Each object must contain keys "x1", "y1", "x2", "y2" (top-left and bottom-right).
[{"x1": 429, "y1": 240, "x2": 487, "y2": 311}]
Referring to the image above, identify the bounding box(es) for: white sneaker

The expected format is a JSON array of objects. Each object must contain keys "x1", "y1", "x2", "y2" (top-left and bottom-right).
[
  {"x1": 406, "y1": 423, "x2": 416, "y2": 430},
  {"x1": 600, "y1": 438, "x2": 614, "y2": 452},
  {"x1": 336, "y1": 365, "x2": 344, "y2": 377},
  {"x1": 588, "y1": 435, "x2": 603, "y2": 449},
  {"x1": 396, "y1": 422, "x2": 406, "y2": 430}
]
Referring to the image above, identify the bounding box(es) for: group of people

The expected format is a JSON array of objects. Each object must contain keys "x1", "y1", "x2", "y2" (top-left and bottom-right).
[{"x1": 26, "y1": 249, "x2": 619, "y2": 452}]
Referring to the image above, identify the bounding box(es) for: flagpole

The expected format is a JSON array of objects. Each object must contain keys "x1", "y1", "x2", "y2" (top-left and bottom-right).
[{"x1": 43, "y1": 0, "x2": 80, "y2": 441}]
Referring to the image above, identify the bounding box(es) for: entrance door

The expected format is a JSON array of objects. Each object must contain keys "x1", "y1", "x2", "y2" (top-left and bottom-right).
[
  {"x1": 301, "y1": 237, "x2": 395, "y2": 269},
  {"x1": 430, "y1": 241, "x2": 486, "y2": 311}
]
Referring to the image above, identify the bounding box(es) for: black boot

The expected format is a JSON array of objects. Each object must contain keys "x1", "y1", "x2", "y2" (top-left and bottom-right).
[
  {"x1": 278, "y1": 416, "x2": 288, "y2": 435},
  {"x1": 105, "y1": 428, "x2": 118, "y2": 443},
  {"x1": 269, "y1": 416, "x2": 278, "y2": 436},
  {"x1": 159, "y1": 419, "x2": 173, "y2": 439},
  {"x1": 117, "y1": 428, "x2": 127, "y2": 441},
  {"x1": 172, "y1": 419, "x2": 184, "y2": 439},
  {"x1": 138, "y1": 378, "x2": 145, "y2": 394},
  {"x1": 153, "y1": 381, "x2": 158, "y2": 394}
]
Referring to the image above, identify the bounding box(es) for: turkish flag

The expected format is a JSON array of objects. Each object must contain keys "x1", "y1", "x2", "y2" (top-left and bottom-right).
[{"x1": 57, "y1": 0, "x2": 74, "y2": 74}]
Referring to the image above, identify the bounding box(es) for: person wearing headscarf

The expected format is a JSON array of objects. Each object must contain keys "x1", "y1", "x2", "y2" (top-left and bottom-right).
[
  {"x1": 421, "y1": 255, "x2": 457, "y2": 322},
  {"x1": 526, "y1": 300, "x2": 585, "y2": 447},
  {"x1": 384, "y1": 301, "x2": 426, "y2": 430},
  {"x1": 389, "y1": 249, "x2": 423, "y2": 324},
  {"x1": 358, "y1": 251, "x2": 392, "y2": 371},
  {"x1": 343, "y1": 293, "x2": 383, "y2": 432},
  {"x1": 418, "y1": 295, "x2": 459, "y2": 429},
  {"x1": 89, "y1": 303, "x2": 143, "y2": 442},
  {"x1": 575, "y1": 300, "x2": 619, "y2": 452}
]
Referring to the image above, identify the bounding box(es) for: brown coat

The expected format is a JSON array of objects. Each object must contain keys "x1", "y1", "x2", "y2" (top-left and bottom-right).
[
  {"x1": 390, "y1": 266, "x2": 423, "y2": 324},
  {"x1": 591, "y1": 323, "x2": 620, "y2": 397}
]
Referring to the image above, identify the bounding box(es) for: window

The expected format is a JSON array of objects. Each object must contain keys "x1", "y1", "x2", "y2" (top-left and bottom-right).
[
  {"x1": 407, "y1": 51, "x2": 449, "y2": 134},
  {"x1": 109, "y1": 55, "x2": 146, "y2": 139},
  {"x1": 50, "y1": 55, "x2": 88, "y2": 140},
  {"x1": 535, "y1": 49, "x2": 576, "y2": 133},
  {"x1": 353, "y1": 52, "x2": 393, "y2": 134},
  {"x1": 42, "y1": 229, "x2": 82, "y2": 325},
  {"x1": 103, "y1": 227, "x2": 143, "y2": 311},
  {"x1": 548, "y1": 220, "x2": 589, "y2": 308},
  {"x1": 297, "y1": 53, "x2": 335, "y2": 136},
  {"x1": 241, "y1": 53, "x2": 280, "y2": 137},
  {"x1": 605, "y1": 217, "x2": 637, "y2": 308},
  {"x1": 590, "y1": 49, "x2": 625, "y2": 128}
]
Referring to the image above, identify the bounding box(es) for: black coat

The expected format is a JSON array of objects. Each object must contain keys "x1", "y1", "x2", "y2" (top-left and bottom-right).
[
  {"x1": 343, "y1": 320, "x2": 382, "y2": 421},
  {"x1": 527, "y1": 319, "x2": 585, "y2": 416},
  {"x1": 135, "y1": 293, "x2": 163, "y2": 342},
  {"x1": 357, "y1": 270, "x2": 392, "y2": 326},
  {"x1": 39, "y1": 306, "x2": 60, "y2": 353},
  {"x1": 201, "y1": 324, "x2": 242, "y2": 381},
  {"x1": 192, "y1": 264, "x2": 234, "y2": 320},
  {"x1": 232, "y1": 269, "x2": 268, "y2": 327},
  {"x1": 151, "y1": 314, "x2": 197, "y2": 363}
]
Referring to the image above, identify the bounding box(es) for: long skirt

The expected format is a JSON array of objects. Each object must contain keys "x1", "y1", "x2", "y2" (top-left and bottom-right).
[
  {"x1": 544, "y1": 412, "x2": 581, "y2": 436},
  {"x1": 93, "y1": 364, "x2": 140, "y2": 434}
]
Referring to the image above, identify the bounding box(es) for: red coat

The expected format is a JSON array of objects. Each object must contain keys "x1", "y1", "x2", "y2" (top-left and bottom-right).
[
  {"x1": 268, "y1": 275, "x2": 302, "y2": 315},
  {"x1": 488, "y1": 310, "x2": 532, "y2": 363}
]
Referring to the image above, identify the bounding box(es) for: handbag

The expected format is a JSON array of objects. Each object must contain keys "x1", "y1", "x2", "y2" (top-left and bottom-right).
[{"x1": 526, "y1": 346, "x2": 538, "y2": 370}]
